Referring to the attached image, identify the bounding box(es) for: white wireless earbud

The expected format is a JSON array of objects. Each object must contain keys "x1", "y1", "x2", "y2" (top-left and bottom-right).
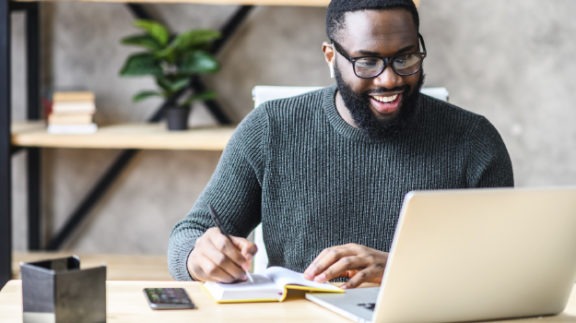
[{"x1": 329, "y1": 63, "x2": 335, "y2": 78}]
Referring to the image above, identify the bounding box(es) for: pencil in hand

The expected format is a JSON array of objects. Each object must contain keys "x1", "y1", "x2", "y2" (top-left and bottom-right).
[{"x1": 208, "y1": 204, "x2": 255, "y2": 283}]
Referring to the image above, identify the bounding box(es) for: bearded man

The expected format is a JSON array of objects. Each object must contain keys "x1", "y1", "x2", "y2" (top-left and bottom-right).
[{"x1": 168, "y1": 0, "x2": 513, "y2": 288}]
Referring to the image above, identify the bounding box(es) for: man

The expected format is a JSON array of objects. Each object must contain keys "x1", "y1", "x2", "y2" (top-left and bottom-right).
[{"x1": 168, "y1": 0, "x2": 513, "y2": 289}]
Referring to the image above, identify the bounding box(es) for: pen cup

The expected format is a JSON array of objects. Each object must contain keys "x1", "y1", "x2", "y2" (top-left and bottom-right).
[{"x1": 20, "y1": 256, "x2": 107, "y2": 323}]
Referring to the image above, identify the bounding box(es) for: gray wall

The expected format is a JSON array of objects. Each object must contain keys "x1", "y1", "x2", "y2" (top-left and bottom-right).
[{"x1": 11, "y1": 1, "x2": 576, "y2": 254}]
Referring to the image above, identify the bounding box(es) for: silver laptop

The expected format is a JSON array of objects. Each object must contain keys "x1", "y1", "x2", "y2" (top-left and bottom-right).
[{"x1": 306, "y1": 187, "x2": 576, "y2": 322}]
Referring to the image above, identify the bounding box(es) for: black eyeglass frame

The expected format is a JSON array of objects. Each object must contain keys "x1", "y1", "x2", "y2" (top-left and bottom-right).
[{"x1": 330, "y1": 33, "x2": 427, "y2": 79}]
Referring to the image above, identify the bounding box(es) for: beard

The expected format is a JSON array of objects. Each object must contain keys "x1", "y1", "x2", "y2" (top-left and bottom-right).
[{"x1": 335, "y1": 67, "x2": 424, "y2": 139}]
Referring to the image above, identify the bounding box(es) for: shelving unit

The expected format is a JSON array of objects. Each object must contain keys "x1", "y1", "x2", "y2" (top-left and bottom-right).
[{"x1": 0, "y1": 0, "x2": 335, "y2": 289}]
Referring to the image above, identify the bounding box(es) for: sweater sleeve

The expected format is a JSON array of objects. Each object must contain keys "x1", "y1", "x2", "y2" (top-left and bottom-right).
[
  {"x1": 465, "y1": 116, "x2": 514, "y2": 188},
  {"x1": 167, "y1": 107, "x2": 269, "y2": 280}
]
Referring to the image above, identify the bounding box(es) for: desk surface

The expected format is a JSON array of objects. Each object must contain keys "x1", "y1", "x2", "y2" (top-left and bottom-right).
[
  {"x1": 12, "y1": 122, "x2": 234, "y2": 151},
  {"x1": 2, "y1": 280, "x2": 576, "y2": 322},
  {"x1": 0, "y1": 280, "x2": 351, "y2": 322}
]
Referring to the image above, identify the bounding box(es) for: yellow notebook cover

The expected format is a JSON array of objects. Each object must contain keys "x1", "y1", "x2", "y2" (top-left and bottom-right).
[{"x1": 204, "y1": 266, "x2": 343, "y2": 303}]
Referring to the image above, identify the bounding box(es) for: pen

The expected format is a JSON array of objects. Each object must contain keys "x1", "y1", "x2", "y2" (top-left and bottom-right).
[{"x1": 208, "y1": 204, "x2": 254, "y2": 283}]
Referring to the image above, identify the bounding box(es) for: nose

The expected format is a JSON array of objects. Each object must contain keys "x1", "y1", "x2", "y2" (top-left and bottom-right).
[{"x1": 373, "y1": 65, "x2": 402, "y2": 89}]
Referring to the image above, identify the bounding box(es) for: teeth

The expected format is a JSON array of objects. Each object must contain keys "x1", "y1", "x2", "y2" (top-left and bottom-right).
[{"x1": 373, "y1": 94, "x2": 398, "y2": 103}]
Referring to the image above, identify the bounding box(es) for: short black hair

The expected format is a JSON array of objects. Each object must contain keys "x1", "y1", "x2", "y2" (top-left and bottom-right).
[{"x1": 326, "y1": 0, "x2": 420, "y2": 40}]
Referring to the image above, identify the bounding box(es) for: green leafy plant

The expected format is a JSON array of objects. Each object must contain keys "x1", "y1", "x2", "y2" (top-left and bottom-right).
[{"x1": 119, "y1": 19, "x2": 221, "y2": 109}]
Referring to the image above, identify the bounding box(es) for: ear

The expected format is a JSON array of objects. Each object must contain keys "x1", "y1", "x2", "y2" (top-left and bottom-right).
[{"x1": 322, "y1": 42, "x2": 336, "y2": 78}]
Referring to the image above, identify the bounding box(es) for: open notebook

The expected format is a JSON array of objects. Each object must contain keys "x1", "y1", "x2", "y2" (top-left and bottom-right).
[
  {"x1": 306, "y1": 187, "x2": 576, "y2": 322},
  {"x1": 204, "y1": 266, "x2": 342, "y2": 303}
]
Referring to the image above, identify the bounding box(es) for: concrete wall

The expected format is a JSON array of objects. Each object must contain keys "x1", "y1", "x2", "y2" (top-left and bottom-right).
[{"x1": 11, "y1": 1, "x2": 576, "y2": 254}]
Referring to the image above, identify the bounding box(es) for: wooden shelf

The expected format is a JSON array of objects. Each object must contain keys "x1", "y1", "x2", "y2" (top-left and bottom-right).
[
  {"x1": 12, "y1": 252, "x2": 171, "y2": 281},
  {"x1": 14, "y1": 0, "x2": 330, "y2": 6},
  {"x1": 11, "y1": 121, "x2": 234, "y2": 151}
]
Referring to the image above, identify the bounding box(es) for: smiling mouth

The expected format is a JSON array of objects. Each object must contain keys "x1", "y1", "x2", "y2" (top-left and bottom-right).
[
  {"x1": 370, "y1": 93, "x2": 402, "y2": 117},
  {"x1": 373, "y1": 94, "x2": 399, "y2": 103}
]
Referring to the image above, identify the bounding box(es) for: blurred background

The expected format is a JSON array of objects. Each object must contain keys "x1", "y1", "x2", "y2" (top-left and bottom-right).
[{"x1": 9, "y1": 0, "x2": 576, "y2": 254}]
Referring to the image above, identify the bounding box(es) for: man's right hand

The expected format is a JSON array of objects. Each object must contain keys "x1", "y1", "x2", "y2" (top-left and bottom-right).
[{"x1": 187, "y1": 227, "x2": 257, "y2": 283}]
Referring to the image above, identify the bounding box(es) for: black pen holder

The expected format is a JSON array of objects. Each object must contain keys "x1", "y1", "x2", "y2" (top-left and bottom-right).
[{"x1": 20, "y1": 256, "x2": 107, "y2": 323}]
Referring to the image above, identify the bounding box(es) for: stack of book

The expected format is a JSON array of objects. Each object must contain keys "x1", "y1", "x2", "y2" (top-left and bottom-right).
[{"x1": 47, "y1": 91, "x2": 98, "y2": 134}]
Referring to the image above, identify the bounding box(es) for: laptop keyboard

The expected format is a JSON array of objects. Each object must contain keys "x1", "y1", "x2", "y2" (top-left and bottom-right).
[{"x1": 357, "y1": 302, "x2": 376, "y2": 311}]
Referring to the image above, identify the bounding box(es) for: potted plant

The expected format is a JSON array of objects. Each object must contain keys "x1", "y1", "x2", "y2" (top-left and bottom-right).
[{"x1": 119, "y1": 19, "x2": 221, "y2": 131}]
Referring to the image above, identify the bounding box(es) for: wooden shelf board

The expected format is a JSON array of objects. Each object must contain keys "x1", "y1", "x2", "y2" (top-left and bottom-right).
[
  {"x1": 14, "y1": 0, "x2": 330, "y2": 6},
  {"x1": 12, "y1": 252, "x2": 171, "y2": 281},
  {"x1": 11, "y1": 121, "x2": 234, "y2": 151}
]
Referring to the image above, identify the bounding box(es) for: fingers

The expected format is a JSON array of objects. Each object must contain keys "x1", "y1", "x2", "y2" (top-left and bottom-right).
[
  {"x1": 187, "y1": 228, "x2": 257, "y2": 283},
  {"x1": 225, "y1": 233, "x2": 259, "y2": 275},
  {"x1": 342, "y1": 262, "x2": 386, "y2": 289},
  {"x1": 232, "y1": 235, "x2": 258, "y2": 271},
  {"x1": 303, "y1": 244, "x2": 362, "y2": 282},
  {"x1": 303, "y1": 243, "x2": 388, "y2": 289}
]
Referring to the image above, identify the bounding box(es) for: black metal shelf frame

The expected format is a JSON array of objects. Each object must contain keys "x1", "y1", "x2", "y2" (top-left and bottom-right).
[{"x1": 0, "y1": 1, "x2": 254, "y2": 288}]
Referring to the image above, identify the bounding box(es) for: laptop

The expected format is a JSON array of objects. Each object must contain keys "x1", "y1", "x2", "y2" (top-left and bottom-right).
[{"x1": 306, "y1": 187, "x2": 576, "y2": 322}]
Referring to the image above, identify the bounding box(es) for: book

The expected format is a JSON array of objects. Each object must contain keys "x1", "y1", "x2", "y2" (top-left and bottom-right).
[
  {"x1": 51, "y1": 101, "x2": 96, "y2": 114},
  {"x1": 47, "y1": 123, "x2": 98, "y2": 134},
  {"x1": 47, "y1": 91, "x2": 98, "y2": 133},
  {"x1": 203, "y1": 266, "x2": 343, "y2": 303},
  {"x1": 48, "y1": 113, "x2": 94, "y2": 125},
  {"x1": 51, "y1": 91, "x2": 96, "y2": 114},
  {"x1": 53, "y1": 91, "x2": 95, "y2": 102}
]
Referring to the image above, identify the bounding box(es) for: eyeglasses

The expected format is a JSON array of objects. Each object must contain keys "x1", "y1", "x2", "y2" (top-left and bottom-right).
[{"x1": 330, "y1": 34, "x2": 427, "y2": 79}]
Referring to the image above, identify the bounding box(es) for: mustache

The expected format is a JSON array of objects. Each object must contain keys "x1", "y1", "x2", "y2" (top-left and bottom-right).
[{"x1": 366, "y1": 85, "x2": 410, "y2": 96}]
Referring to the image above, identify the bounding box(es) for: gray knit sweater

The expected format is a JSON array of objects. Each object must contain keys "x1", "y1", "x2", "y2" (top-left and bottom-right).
[{"x1": 168, "y1": 86, "x2": 514, "y2": 280}]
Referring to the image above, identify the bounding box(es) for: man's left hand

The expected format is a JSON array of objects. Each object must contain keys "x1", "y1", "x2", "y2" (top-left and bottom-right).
[{"x1": 303, "y1": 243, "x2": 388, "y2": 289}]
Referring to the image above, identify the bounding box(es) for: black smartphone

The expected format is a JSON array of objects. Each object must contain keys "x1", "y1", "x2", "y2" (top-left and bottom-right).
[{"x1": 143, "y1": 288, "x2": 196, "y2": 310}]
